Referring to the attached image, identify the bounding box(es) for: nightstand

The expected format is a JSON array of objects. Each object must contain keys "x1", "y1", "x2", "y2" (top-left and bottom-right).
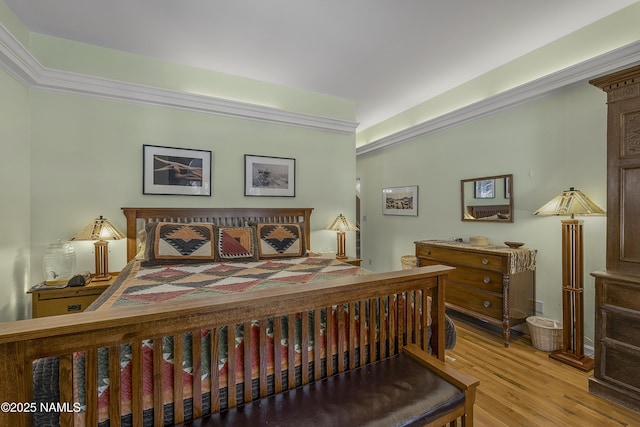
[
  {"x1": 28, "y1": 275, "x2": 117, "y2": 318},
  {"x1": 340, "y1": 257, "x2": 362, "y2": 267}
]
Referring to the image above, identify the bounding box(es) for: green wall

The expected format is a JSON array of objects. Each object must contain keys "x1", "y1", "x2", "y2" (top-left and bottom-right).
[
  {"x1": 29, "y1": 90, "x2": 357, "y2": 279},
  {"x1": 0, "y1": 66, "x2": 30, "y2": 322},
  {"x1": 356, "y1": 84, "x2": 607, "y2": 345}
]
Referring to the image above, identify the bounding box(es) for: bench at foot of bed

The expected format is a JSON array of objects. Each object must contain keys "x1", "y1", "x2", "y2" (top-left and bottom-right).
[{"x1": 177, "y1": 344, "x2": 479, "y2": 427}]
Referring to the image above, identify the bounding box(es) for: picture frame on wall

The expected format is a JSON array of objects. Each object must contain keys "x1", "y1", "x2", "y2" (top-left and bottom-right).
[
  {"x1": 143, "y1": 144, "x2": 212, "y2": 196},
  {"x1": 244, "y1": 154, "x2": 296, "y2": 197},
  {"x1": 474, "y1": 179, "x2": 495, "y2": 199},
  {"x1": 382, "y1": 185, "x2": 418, "y2": 216}
]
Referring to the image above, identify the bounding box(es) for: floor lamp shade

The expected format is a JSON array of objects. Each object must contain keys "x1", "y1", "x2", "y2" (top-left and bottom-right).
[
  {"x1": 70, "y1": 216, "x2": 125, "y2": 281},
  {"x1": 534, "y1": 188, "x2": 605, "y2": 371},
  {"x1": 325, "y1": 214, "x2": 359, "y2": 259}
]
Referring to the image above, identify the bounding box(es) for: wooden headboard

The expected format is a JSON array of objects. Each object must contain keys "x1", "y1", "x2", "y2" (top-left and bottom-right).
[{"x1": 122, "y1": 207, "x2": 314, "y2": 262}]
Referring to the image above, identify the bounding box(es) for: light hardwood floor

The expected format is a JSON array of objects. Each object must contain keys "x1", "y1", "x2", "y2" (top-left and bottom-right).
[{"x1": 446, "y1": 313, "x2": 640, "y2": 426}]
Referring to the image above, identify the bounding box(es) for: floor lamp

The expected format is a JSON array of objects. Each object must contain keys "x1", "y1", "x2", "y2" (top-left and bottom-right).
[{"x1": 534, "y1": 188, "x2": 605, "y2": 371}]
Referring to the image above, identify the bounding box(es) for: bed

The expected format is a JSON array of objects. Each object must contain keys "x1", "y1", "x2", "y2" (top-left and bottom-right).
[{"x1": 0, "y1": 207, "x2": 456, "y2": 427}]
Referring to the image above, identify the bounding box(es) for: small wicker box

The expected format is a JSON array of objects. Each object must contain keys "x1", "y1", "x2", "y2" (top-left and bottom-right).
[{"x1": 526, "y1": 316, "x2": 562, "y2": 351}]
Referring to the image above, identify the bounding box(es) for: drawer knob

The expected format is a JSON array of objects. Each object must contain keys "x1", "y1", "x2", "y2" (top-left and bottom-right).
[
  {"x1": 483, "y1": 300, "x2": 491, "y2": 308},
  {"x1": 482, "y1": 258, "x2": 489, "y2": 265},
  {"x1": 423, "y1": 249, "x2": 431, "y2": 255},
  {"x1": 483, "y1": 277, "x2": 491, "y2": 284},
  {"x1": 67, "y1": 304, "x2": 82, "y2": 312}
]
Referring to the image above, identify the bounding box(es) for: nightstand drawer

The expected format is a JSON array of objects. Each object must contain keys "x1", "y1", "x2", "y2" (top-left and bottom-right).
[
  {"x1": 34, "y1": 293, "x2": 102, "y2": 317},
  {"x1": 29, "y1": 276, "x2": 116, "y2": 318}
]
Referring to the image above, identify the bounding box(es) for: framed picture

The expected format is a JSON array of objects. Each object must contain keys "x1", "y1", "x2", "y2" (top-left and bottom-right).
[
  {"x1": 474, "y1": 179, "x2": 495, "y2": 199},
  {"x1": 143, "y1": 145, "x2": 211, "y2": 196},
  {"x1": 382, "y1": 186, "x2": 418, "y2": 216},
  {"x1": 244, "y1": 154, "x2": 295, "y2": 197}
]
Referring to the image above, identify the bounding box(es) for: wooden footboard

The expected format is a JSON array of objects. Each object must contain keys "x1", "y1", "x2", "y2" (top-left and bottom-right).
[{"x1": 0, "y1": 265, "x2": 453, "y2": 427}]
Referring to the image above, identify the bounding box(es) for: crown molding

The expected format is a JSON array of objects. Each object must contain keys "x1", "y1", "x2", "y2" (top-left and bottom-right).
[
  {"x1": 0, "y1": 23, "x2": 357, "y2": 134},
  {"x1": 356, "y1": 41, "x2": 640, "y2": 157}
]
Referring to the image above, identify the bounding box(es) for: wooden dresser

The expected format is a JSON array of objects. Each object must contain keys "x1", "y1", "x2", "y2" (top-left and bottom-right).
[
  {"x1": 415, "y1": 240, "x2": 535, "y2": 347},
  {"x1": 589, "y1": 66, "x2": 640, "y2": 411}
]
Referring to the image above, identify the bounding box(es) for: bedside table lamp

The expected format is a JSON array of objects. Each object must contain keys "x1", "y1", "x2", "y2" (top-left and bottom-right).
[
  {"x1": 71, "y1": 216, "x2": 125, "y2": 281},
  {"x1": 534, "y1": 187, "x2": 605, "y2": 371},
  {"x1": 326, "y1": 214, "x2": 359, "y2": 260}
]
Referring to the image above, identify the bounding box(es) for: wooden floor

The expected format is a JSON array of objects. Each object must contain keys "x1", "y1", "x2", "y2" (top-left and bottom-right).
[{"x1": 446, "y1": 313, "x2": 640, "y2": 427}]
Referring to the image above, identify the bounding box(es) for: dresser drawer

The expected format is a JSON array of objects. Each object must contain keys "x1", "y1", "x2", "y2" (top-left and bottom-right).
[
  {"x1": 416, "y1": 245, "x2": 504, "y2": 272},
  {"x1": 420, "y1": 259, "x2": 503, "y2": 294},
  {"x1": 446, "y1": 283, "x2": 503, "y2": 321}
]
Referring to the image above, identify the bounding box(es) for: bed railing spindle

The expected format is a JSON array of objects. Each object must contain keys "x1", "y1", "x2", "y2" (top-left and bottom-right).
[
  {"x1": 369, "y1": 298, "x2": 377, "y2": 363},
  {"x1": 131, "y1": 339, "x2": 143, "y2": 427},
  {"x1": 287, "y1": 314, "x2": 296, "y2": 389},
  {"x1": 173, "y1": 335, "x2": 185, "y2": 424},
  {"x1": 191, "y1": 331, "x2": 203, "y2": 419},
  {"x1": 108, "y1": 346, "x2": 122, "y2": 427},
  {"x1": 210, "y1": 328, "x2": 220, "y2": 413},
  {"x1": 58, "y1": 354, "x2": 73, "y2": 427},
  {"x1": 349, "y1": 302, "x2": 357, "y2": 370},
  {"x1": 259, "y1": 319, "x2": 269, "y2": 398},
  {"x1": 243, "y1": 321, "x2": 252, "y2": 403},
  {"x1": 273, "y1": 319, "x2": 283, "y2": 393},
  {"x1": 226, "y1": 326, "x2": 237, "y2": 408},
  {"x1": 84, "y1": 348, "x2": 98, "y2": 426},
  {"x1": 326, "y1": 305, "x2": 334, "y2": 376},
  {"x1": 336, "y1": 305, "x2": 346, "y2": 373},
  {"x1": 152, "y1": 337, "x2": 164, "y2": 426},
  {"x1": 359, "y1": 300, "x2": 367, "y2": 367},
  {"x1": 301, "y1": 312, "x2": 309, "y2": 385},
  {"x1": 313, "y1": 309, "x2": 322, "y2": 381}
]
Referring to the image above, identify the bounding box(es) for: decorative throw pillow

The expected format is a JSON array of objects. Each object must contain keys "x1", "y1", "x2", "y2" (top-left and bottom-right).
[
  {"x1": 214, "y1": 225, "x2": 259, "y2": 262},
  {"x1": 142, "y1": 222, "x2": 216, "y2": 266},
  {"x1": 256, "y1": 223, "x2": 306, "y2": 258}
]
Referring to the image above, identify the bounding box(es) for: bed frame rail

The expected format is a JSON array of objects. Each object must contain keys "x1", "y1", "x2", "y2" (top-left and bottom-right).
[{"x1": 0, "y1": 265, "x2": 452, "y2": 427}]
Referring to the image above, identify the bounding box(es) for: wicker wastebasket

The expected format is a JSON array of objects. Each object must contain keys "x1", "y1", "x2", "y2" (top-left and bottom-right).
[
  {"x1": 401, "y1": 255, "x2": 418, "y2": 270},
  {"x1": 526, "y1": 316, "x2": 562, "y2": 351}
]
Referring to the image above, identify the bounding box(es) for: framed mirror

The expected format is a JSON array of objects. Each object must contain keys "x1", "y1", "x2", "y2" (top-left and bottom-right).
[{"x1": 461, "y1": 174, "x2": 513, "y2": 222}]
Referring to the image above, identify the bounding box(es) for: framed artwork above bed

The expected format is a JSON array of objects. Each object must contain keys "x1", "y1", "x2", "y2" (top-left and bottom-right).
[
  {"x1": 143, "y1": 145, "x2": 212, "y2": 196},
  {"x1": 244, "y1": 154, "x2": 295, "y2": 197}
]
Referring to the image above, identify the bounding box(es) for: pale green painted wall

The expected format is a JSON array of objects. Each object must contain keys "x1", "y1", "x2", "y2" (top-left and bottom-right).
[
  {"x1": 356, "y1": 84, "x2": 607, "y2": 345},
  {"x1": 29, "y1": 90, "x2": 357, "y2": 283},
  {"x1": 0, "y1": 66, "x2": 31, "y2": 322}
]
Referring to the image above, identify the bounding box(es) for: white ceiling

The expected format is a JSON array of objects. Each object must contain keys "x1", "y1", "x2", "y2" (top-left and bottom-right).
[{"x1": 5, "y1": 0, "x2": 639, "y2": 130}]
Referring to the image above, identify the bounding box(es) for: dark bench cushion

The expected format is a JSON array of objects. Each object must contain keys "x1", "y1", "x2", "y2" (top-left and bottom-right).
[{"x1": 180, "y1": 352, "x2": 464, "y2": 427}]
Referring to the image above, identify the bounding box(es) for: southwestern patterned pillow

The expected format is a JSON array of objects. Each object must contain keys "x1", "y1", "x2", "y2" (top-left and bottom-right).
[
  {"x1": 214, "y1": 225, "x2": 259, "y2": 262},
  {"x1": 142, "y1": 222, "x2": 216, "y2": 266},
  {"x1": 256, "y1": 223, "x2": 306, "y2": 258}
]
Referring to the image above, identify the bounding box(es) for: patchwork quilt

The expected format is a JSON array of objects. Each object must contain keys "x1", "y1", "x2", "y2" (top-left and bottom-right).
[
  {"x1": 32, "y1": 257, "x2": 455, "y2": 427},
  {"x1": 91, "y1": 256, "x2": 365, "y2": 310},
  {"x1": 79, "y1": 257, "x2": 369, "y2": 426}
]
